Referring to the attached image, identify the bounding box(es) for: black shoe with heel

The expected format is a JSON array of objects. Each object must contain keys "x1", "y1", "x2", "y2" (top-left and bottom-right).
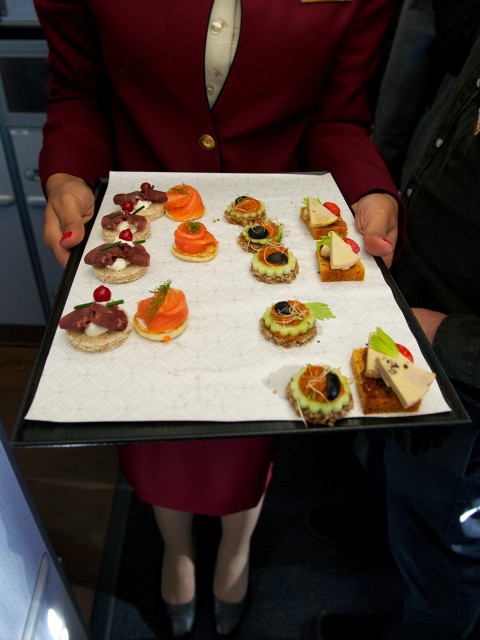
[
  {"x1": 164, "y1": 596, "x2": 197, "y2": 638},
  {"x1": 214, "y1": 595, "x2": 247, "y2": 636}
]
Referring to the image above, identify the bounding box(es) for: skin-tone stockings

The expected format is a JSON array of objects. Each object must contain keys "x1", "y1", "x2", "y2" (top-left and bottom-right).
[{"x1": 153, "y1": 495, "x2": 265, "y2": 606}]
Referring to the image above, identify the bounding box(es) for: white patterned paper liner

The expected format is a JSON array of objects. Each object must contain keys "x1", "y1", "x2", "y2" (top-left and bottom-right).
[{"x1": 25, "y1": 172, "x2": 451, "y2": 424}]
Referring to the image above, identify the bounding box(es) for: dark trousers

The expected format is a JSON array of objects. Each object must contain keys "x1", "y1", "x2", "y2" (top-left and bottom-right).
[{"x1": 384, "y1": 388, "x2": 480, "y2": 639}]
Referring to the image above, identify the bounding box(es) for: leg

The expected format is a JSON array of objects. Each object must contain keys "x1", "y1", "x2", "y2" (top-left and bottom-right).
[
  {"x1": 214, "y1": 494, "x2": 265, "y2": 604},
  {"x1": 153, "y1": 505, "x2": 195, "y2": 605},
  {"x1": 385, "y1": 424, "x2": 480, "y2": 639}
]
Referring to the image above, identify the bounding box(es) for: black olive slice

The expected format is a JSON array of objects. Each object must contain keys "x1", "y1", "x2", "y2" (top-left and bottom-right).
[
  {"x1": 326, "y1": 371, "x2": 341, "y2": 401},
  {"x1": 274, "y1": 301, "x2": 292, "y2": 316},
  {"x1": 248, "y1": 225, "x2": 269, "y2": 240},
  {"x1": 234, "y1": 195, "x2": 248, "y2": 205},
  {"x1": 267, "y1": 251, "x2": 288, "y2": 265}
]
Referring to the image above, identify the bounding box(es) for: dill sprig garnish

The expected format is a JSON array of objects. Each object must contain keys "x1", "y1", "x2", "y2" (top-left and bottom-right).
[
  {"x1": 146, "y1": 281, "x2": 172, "y2": 321},
  {"x1": 185, "y1": 220, "x2": 202, "y2": 233},
  {"x1": 172, "y1": 183, "x2": 190, "y2": 195}
]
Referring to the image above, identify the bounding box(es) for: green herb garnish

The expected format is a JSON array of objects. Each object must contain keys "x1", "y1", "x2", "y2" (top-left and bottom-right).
[
  {"x1": 185, "y1": 220, "x2": 202, "y2": 233},
  {"x1": 133, "y1": 205, "x2": 145, "y2": 214},
  {"x1": 108, "y1": 212, "x2": 123, "y2": 219},
  {"x1": 146, "y1": 281, "x2": 172, "y2": 321},
  {"x1": 305, "y1": 302, "x2": 335, "y2": 321},
  {"x1": 369, "y1": 327, "x2": 399, "y2": 357},
  {"x1": 316, "y1": 236, "x2": 331, "y2": 251},
  {"x1": 101, "y1": 241, "x2": 121, "y2": 250},
  {"x1": 73, "y1": 299, "x2": 124, "y2": 310},
  {"x1": 173, "y1": 183, "x2": 190, "y2": 195}
]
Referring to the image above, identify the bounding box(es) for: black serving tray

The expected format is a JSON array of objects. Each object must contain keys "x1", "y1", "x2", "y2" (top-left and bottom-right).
[{"x1": 11, "y1": 178, "x2": 470, "y2": 447}]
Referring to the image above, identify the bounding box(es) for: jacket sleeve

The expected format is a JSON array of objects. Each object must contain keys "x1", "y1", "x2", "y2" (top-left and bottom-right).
[
  {"x1": 434, "y1": 314, "x2": 480, "y2": 389},
  {"x1": 302, "y1": 0, "x2": 398, "y2": 204},
  {"x1": 34, "y1": 0, "x2": 115, "y2": 187},
  {"x1": 300, "y1": 0, "x2": 406, "y2": 253}
]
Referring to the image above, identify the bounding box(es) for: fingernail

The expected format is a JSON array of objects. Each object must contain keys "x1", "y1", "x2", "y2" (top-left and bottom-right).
[
  {"x1": 60, "y1": 231, "x2": 73, "y2": 242},
  {"x1": 382, "y1": 237, "x2": 393, "y2": 248}
]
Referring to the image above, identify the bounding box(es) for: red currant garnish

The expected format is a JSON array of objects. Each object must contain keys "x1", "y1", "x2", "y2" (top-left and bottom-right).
[
  {"x1": 119, "y1": 228, "x2": 133, "y2": 242},
  {"x1": 93, "y1": 285, "x2": 111, "y2": 302},
  {"x1": 121, "y1": 201, "x2": 134, "y2": 213},
  {"x1": 140, "y1": 182, "x2": 151, "y2": 192}
]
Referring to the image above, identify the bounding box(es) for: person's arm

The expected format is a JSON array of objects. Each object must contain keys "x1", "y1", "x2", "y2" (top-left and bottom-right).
[
  {"x1": 301, "y1": 0, "x2": 404, "y2": 262},
  {"x1": 34, "y1": 0, "x2": 116, "y2": 265},
  {"x1": 35, "y1": 0, "x2": 115, "y2": 186},
  {"x1": 413, "y1": 309, "x2": 480, "y2": 389}
]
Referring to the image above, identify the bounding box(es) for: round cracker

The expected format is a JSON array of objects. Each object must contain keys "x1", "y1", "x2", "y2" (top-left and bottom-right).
[
  {"x1": 172, "y1": 242, "x2": 218, "y2": 262},
  {"x1": 66, "y1": 323, "x2": 132, "y2": 352},
  {"x1": 285, "y1": 383, "x2": 354, "y2": 427},
  {"x1": 251, "y1": 261, "x2": 299, "y2": 284},
  {"x1": 224, "y1": 210, "x2": 266, "y2": 226},
  {"x1": 260, "y1": 318, "x2": 317, "y2": 348},
  {"x1": 93, "y1": 264, "x2": 147, "y2": 284},
  {"x1": 133, "y1": 316, "x2": 189, "y2": 342}
]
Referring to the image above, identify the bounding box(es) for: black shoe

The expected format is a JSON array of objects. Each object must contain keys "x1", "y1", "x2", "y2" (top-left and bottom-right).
[
  {"x1": 164, "y1": 596, "x2": 196, "y2": 638},
  {"x1": 214, "y1": 595, "x2": 247, "y2": 636},
  {"x1": 315, "y1": 612, "x2": 393, "y2": 640}
]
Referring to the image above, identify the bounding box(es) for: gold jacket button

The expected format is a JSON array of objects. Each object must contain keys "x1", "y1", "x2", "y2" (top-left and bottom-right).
[{"x1": 199, "y1": 134, "x2": 215, "y2": 150}]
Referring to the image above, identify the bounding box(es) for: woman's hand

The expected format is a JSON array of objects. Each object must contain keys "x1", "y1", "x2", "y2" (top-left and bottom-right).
[
  {"x1": 351, "y1": 192, "x2": 398, "y2": 268},
  {"x1": 44, "y1": 173, "x2": 95, "y2": 268}
]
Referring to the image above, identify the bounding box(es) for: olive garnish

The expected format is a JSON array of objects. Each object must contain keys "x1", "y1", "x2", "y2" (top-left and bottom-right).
[
  {"x1": 274, "y1": 301, "x2": 292, "y2": 316},
  {"x1": 326, "y1": 371, "x2": 341, "y2": 400},
  {"x1": 268, "y1": 251, "x2": 288, "y2": 265},
  {"x1": 235, "y1": 195, "x2": 248, "y2": 205},
  {"x1": 248, "y1": 225, "x2": 269, "y2": 240}
]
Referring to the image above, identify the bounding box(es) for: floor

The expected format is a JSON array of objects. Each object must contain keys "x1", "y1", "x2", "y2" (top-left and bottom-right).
[{"x1": 0, "y1": 339, "x2": 119, "y2": 626}]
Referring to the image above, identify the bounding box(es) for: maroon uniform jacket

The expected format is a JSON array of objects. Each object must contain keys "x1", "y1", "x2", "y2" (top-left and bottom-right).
[
  {"x1": 35, "y1": 0, "x2": 400, "y2": 208},
  {"x1": 34, "y1": 0, "x2": 403, "y2": 514}
]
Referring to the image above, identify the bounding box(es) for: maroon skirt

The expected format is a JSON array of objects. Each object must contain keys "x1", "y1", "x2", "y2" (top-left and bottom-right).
[{"x1": 117, "y1": 436, "x2": 278, "y2": 516}]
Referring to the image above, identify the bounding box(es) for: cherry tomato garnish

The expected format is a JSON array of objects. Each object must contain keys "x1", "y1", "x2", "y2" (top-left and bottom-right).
[
  {"x1": 119, "y1": 228, "x2": 133, "y2": 241},
  {"x1": 121, "y1": 201, "x2": 134, "y2": 213},
  {"x1": 343, "y1": 237, "x2": 360, "y2": 253},
  {"x1": 323, "y1": 201, "x2": 341, "y2": 216},
  {"x1": 140, "y1": 182, "x2": 151, "y2": 192},
  {"x1": 93, "y1": 285, "x2": 111, "y2": 302},
  {"x1": 397, "y1": 344, "x2": 414, "y2": 362}
]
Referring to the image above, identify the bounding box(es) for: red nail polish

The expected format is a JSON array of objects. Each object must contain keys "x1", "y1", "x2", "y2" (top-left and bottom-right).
[{"x1": 60, "y1": 231, "x2": 73, "y2": 242}]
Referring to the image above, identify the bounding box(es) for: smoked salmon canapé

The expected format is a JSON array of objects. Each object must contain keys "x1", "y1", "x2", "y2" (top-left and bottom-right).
[
  {"x1": 134, "y1": 281, "x2": 189, "y2": 342},
  {"x1": 225, "y1": 195, "x2": 266, "y2": 226},
  {"x1": 172, "y1": 220, "x2": 218, "y2": 262},
  {"x1": 164, "y1": 184, "x2": 205, "y2": 221}
]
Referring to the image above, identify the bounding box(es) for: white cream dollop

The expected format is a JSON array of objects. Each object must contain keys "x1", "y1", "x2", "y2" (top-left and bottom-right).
[
  {"x1": 85, "y1": 323, "x2": 109, "y2": 337},
  {"x1": 107, "y1": 257, "x2": 128, "y2": 271}
]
